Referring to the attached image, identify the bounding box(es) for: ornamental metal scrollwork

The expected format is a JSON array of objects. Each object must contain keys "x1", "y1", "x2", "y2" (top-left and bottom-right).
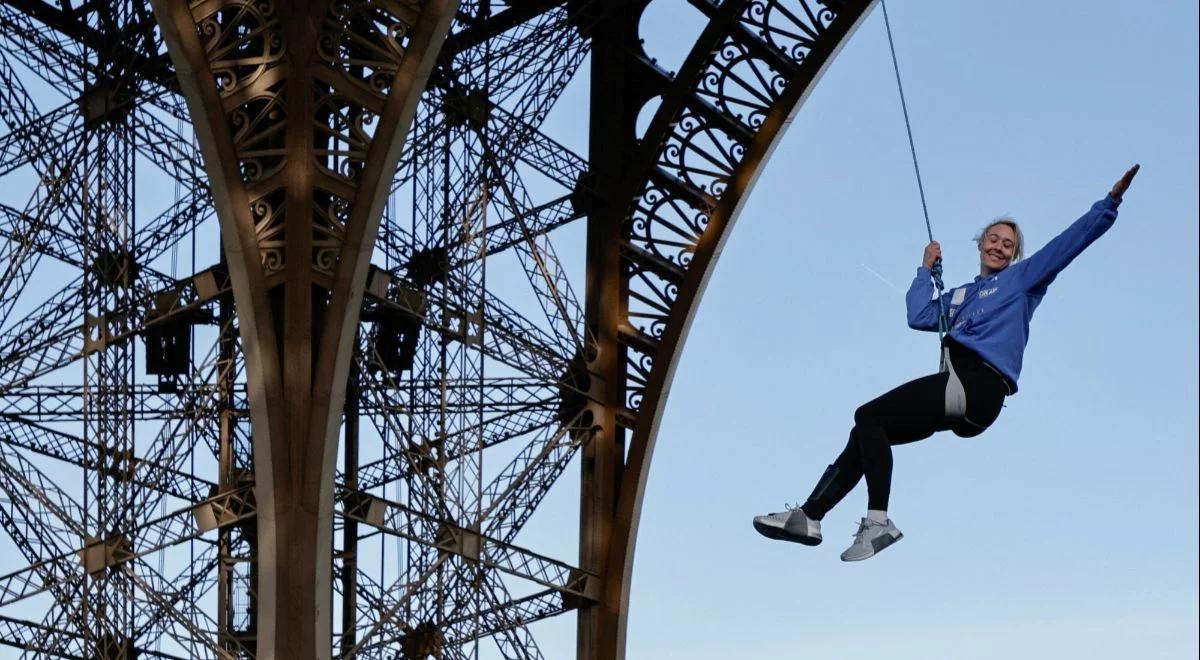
[
  {"x1": 626, "y1": 265, "x2": 676, "y2": 338},
  {"x1": 319, "y1": 0, "x2": 418, "y2": 98},
  {"x1": 623, "y1": 348, "x2": 653, "y2": 412},
  {"x1": 182, "y1": 0, "x2": 432, "y2": 278},
  {"x1": 251, "y1": 192, "x2": 286, "y2": 274},
  {"x1": 699, "y1": 39, "x2": 787, "y2": 130},
  {"x1": 658, "y1": 109, "x2": 745, "y2": 199},
  {"x1": 194, "y1": 0, "x2": 285, "y2": 97},
  {"x1": 628, "y1": 181, "x2": 713, "y2": 267},
  {"x1": 189, "y1": 0, "x2": 290, "y2": 273},
  {"x1": 307, "y1": 0, "x2": 421, "y2": 273},
  {"x1": 619, "y1": 0, "x2": 848, "y2": 415},
  {"x1": 313, "y1": 189, "x2": 350, "y2": 276},
  {"x1": 230, "y1": 89, "x2": 287, "y2": 184},
  {"x1": 314, "y1": 92, "x2": 375, "y2": 183},
  {"x1": 742, "y1": 0, "x2": 836, "y2": 63}
]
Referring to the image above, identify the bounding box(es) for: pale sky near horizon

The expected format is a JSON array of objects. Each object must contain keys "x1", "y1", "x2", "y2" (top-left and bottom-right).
[{"x1": 0, "y1": 1, "x2": 1195, "y2": 658}]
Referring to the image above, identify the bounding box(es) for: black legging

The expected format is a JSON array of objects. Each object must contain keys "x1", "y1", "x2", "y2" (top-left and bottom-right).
[{"x1": 801, "y1": 339, "x2": 1012, "y2": 519}]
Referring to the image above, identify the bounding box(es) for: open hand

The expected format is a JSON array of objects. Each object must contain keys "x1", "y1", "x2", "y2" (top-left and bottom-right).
[
  {"x1": 922, "y1": 241, "x2": 941, "y2": 270},
  {"x1": 1110, "y1": 164, "x2": 1140, "y2": 201}
]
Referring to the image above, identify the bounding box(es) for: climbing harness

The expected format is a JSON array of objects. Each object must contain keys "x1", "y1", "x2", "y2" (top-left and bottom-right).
[{"x1": 880, "y1": 0, "x2": 950, "y2": 365}]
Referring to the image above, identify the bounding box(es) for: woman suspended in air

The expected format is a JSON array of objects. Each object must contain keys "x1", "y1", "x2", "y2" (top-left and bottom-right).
[{"x1": 753, "y1": 164, "x2": 1140, "y2": 561}]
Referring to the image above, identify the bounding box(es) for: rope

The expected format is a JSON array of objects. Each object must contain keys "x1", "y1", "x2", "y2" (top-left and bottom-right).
[{"x1": 880, "y1": 0, "x2": 949, "y2": 341}]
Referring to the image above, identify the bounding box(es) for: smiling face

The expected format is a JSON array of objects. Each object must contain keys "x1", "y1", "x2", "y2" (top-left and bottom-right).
[{"x1": 978, "y1": 222, "x2": 1018, "y2": 275}]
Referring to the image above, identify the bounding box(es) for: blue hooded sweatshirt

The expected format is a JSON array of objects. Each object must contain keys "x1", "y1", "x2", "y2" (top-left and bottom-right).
[{"x1": 905, "y1": 195, "x2": 1121, "y2": 393}]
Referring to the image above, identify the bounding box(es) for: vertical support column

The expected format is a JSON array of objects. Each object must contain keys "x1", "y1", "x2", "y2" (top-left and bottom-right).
[
  {"x1": 339, "y1": 357, "x2": 359, "y2": 657},
  {"x1": 217, "y1": 285, "x2": 235, "y2": 653},
  {"x1": 151, "y1": 2, "x2": 458, "y2": 657},
  {"x1": 216, "y1": 276, "x2": 257, "y2": 655},
  {"x1": 268, "y1": 9, "x2": 322, "y2": 651},
  {"x1": 80, "y1": 2, "x2": 138, "y2": 650},
  {"x1": 579, "y1": 3, "x2": 648, "y2": 658}
]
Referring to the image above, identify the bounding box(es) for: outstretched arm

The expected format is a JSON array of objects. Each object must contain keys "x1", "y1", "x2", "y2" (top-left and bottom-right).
[{"x1": 1016, "y1": 164, "x2": 1139, "y2": 295}]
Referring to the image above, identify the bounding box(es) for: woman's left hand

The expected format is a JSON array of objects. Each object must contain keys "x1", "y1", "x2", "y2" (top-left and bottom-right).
[{"x1": 1110, "y1": 164, "x2": 1140, "y2": 201}]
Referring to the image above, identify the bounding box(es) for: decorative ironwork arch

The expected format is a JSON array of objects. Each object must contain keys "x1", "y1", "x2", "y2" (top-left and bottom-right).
[{"x1": 588, "y1": 2, "x2": 877, "y2": 655}]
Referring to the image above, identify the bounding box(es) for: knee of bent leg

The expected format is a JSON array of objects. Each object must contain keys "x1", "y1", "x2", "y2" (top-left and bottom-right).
[
  {"x1": 853, "y1": 403, "x2": 877, "y2": 427},
  {"x1": 952, "y1": 423, "x2": 985, "y2": 439}
]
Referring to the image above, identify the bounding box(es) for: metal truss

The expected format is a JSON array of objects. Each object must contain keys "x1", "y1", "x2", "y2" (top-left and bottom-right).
[{"x1": 0, "y1": 0, "x2": 875, "y2": 658}]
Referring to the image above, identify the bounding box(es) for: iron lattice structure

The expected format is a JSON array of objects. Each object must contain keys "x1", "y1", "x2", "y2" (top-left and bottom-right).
[{"x1": 0, "y1": 0, "x2": 875, "y2": 657}]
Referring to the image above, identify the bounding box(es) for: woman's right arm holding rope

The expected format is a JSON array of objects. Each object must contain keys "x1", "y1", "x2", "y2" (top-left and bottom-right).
[{"x1": 906, "y1": 241, "x2": 951, "y2": 331}]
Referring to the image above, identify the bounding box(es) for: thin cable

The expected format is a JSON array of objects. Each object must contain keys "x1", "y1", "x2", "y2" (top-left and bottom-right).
[
  {"x1": 881, "y1": 0, "x2": 949, "y2": 342},
  {"x1": 881, "y1": 0, "x2": 932, "y2": 243}
]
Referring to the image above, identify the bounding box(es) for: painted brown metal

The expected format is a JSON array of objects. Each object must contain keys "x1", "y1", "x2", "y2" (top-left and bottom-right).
[
  {"x1": 577, "y1": 2, "x2": 646, "y2": 654},
  {"x1": 0, "y1": 1, "x2": 880, "y2": 655},
  {"x1": 150, "y1": 1, "x2": 458, "y2": 657},
  {"x1": 597, "y1": 2, "x2": 878, "y2": 657}
]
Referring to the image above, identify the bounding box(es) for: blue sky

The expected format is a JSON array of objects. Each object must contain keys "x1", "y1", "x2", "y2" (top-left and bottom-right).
[{"x1": 624, "y1": 1, "x2": 1199, "y2": 659}]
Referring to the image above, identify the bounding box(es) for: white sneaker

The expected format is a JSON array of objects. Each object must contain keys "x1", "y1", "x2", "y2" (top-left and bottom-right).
[
  {"x1": 840, "y1": 517, "x2": 903, "y2": 562},
  {"x1": 753, "y1": 506, "x2": 822, "y2": 546}
]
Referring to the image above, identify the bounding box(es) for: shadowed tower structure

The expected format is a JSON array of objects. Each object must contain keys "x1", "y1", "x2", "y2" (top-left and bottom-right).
[{"x1": 0, "y1": 0, "x2": 874, "y2": 657}]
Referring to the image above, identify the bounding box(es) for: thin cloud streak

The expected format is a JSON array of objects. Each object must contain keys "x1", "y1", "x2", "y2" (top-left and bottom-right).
[{"x1": 862, "y1": 262, "x2": 900, "y2": 291}]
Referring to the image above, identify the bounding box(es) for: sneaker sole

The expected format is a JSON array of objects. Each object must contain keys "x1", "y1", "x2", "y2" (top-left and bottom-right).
[
  {"x1": 753, "y1": 520, "x2": 822, "y2": 546},
  {"x1": 841, "y1": 531, "x2": 903, "y2": 562}
]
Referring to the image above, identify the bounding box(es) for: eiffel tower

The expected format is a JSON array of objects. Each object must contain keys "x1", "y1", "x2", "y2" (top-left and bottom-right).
[{"x1": 0, "y1": 1, "x2": 874, "y2": 657}]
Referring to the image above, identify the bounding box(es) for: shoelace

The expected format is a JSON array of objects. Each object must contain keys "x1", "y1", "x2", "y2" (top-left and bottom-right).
[
  {"x1": 852, "y1": 518, "x2": 882, "y2": 541},
  {"x1": 768, "y1": 503, "x2": 804, "y2": 517},
  {"x1": 784, "y1": 502, "x2": 803, "y2": 512}
]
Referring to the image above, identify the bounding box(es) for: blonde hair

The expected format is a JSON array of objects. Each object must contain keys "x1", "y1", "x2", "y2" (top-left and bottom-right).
[{"x1": 975, "y1": 216, "x2": 1024, "y2": 262}]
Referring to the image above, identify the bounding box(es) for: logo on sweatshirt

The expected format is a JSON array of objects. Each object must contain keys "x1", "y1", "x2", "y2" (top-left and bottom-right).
[{"x1": 978, "y1": 287, "x2": 999, "y2": 298}]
